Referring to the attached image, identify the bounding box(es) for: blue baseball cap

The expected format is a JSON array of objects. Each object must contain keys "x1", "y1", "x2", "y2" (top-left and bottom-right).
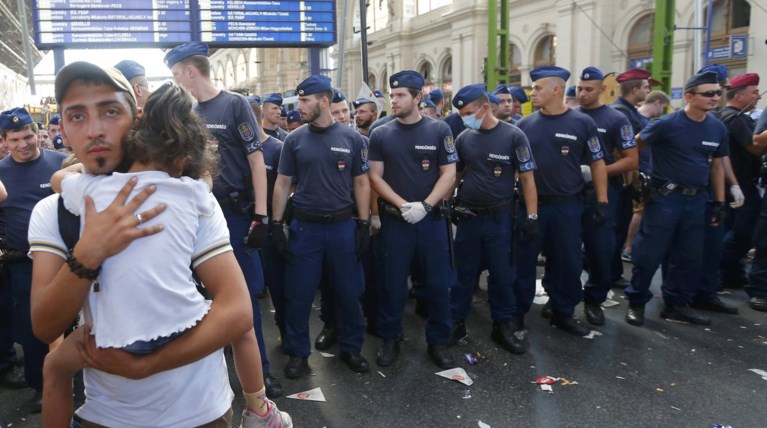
[
  {"x1": 452, "y1": 83, "x2": 487, "y2": 108},
  {"x1": 286, "y1": 110, "x2": 302, "y2": 124},
  {"x1": 487, "y1": 92, "x2": 501, "y2": 105},
  {"x1": 580, "y1": 66, "x2": 604, "y2": 81},
  {"x1": 566, "y1": 85, "x2": 577, "y2": 97},
  {"x1": 263, "y1": 93, "x2": 283, "y2": 106},
  {"x1": 429, "y1": 88, "x2": 444, "y2": 102},
  {"x1": 492, "y1": 84, "x2": 511, "y2": 95},
  {"x1": 296, "y1": 75, "x2": 332, "y2": 96},
  {"x1": 0, "y1": 107, "x2": 33, "y2": 130},
  {"x1": 530, "y1": 66, "x2": 571, "y2": 82},
  {"x1": 685, "y1": 71, "x2": 720, "y2": 91},
  {"x1": 114, "y1": 60, "x2": 145, "y2": 80},
  {"x1": 390, "y1": 70, "x2": 424, "y2": 91},
  {"x1": 52, "y1": 134, "x2": 65, "y2": 150},
  {"x1": 420, "y1": 98, "x2": 436, "y2": 109},
  {"x1": 697, "y1": 64, "x2": 729, "y2": 83},
  {"x1": 246, "y1": 95, "x2": 261, "y2": 104},
  {"x1": 509, "y1": 86, "x2": 529, "y2": 104},
  {"x1": 48, "y1": 114, "x2": 60, "y2": 125},
  {"x1": 373, "y1": 90, "x2": 385, "y2": 98},
  {"x1": 332, "y1": 88, "x2": 346, "y2": 103},
  {"x1": 164, "y1": 42, "x2": 209, "y2": 68}
]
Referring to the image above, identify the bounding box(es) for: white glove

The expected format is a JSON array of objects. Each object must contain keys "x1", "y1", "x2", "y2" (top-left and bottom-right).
[
  {"x1": 730, "y1": 185, "x2": 745, "y2": 208},
  {"x1": 370, "y1": 215, "x2": 381, "y2": 235},
  {"x1": 580, "y1": 165, "x2": 592, "y2": 183},
  {"x1": 400, "y1": 202, "x2": 427, "y2": 224}
]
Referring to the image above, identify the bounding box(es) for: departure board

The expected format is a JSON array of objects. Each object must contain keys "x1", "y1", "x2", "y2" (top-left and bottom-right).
[{"x1": 33, "y1": 0, "x2": 337, "y2": 49}]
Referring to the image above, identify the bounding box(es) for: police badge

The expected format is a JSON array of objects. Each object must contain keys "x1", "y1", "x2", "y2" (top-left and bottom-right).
[
  {"x1": 588, "y1": 137, "x2": 601, "y2": 154},
  {"x1": 421, "y1": 159, "x2": 430, "y2": 171},
  {"x1": 561, "y1": 146, "x2": 570, "y2": 156},
  {"x1": 444, "y1": 136, "x2": 455, "y2": 154}
]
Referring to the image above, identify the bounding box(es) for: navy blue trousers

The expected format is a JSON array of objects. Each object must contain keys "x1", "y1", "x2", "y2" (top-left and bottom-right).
[
  {"x1": 260, "y1": 237, "x2": 286, "y2": 336},
  {"x1": 627, "y1": 191, "x2": 706, "y2": 306},
  {"x1": 747, "y1": 193, "x2": 767, "y2": 299},
  {"x1": 720, "y1": 183, "x2": 763, "y2": 286},
  {"x1": 696, "y1": 200, "x2": 725, "y2": 302},
  {"x1": 221, "y1": 204, "x2": 270, "y2": 375},
  {"x1": 451, "y1": 209, "x2": 516, "y2": 323},
  {"x1": 582, "y1": 183, "x2": 619, "y2": 304},
  {"x1": 0, "y1": 268, "x2": 17, "y2": 373},
  {"x1": 377, "y1": 214, "x2": 453, "y2": 345},
  {"x1": 282, "y1": 219, "x2": 365, "y2": 357},
  {"x1": 7, "y1": 262, "x2": 47, "y2": 390},
  {"x1": 515, "y1": 197, "x2": 583, "y2": 317}
]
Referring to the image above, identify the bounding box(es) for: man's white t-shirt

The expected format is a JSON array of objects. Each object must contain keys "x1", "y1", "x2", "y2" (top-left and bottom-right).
[{"x1": 28, "y1": 172, "x2": 235, "y2": 427}]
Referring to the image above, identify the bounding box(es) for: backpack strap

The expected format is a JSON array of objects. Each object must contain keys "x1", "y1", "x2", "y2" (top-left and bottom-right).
[{"x1": 57, "y1": 196, "x2": 81, "y2": 253}]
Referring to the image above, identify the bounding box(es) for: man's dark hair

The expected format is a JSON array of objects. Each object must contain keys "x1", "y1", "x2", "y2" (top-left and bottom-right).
[
  {"x1": 0, "y1": 122, "x2": 38, "y2": 139},
  {"x1": 726, "y1": 86, "x2": 746, "y2": 101},
  {"x1": 620, "y1": 80, "x2": 644, "y2": 97},
  {"x1": 179, "y1": 55, "x2": 211, "y2": 78},
  {"x1": 314, "y1": 89, "x2": 334, "y2": 104}
]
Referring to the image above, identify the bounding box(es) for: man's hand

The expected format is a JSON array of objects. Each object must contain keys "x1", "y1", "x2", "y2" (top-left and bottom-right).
[
  {"x1": 580, "y1": 165, "x2": 592, "y2": 183},
  {"x1": 519, "y1": 217, "x2": 539, "y2": 241},
  {"x1": 74, "y1": 177, "x2": 166, "y2": 268},
  {"x1": 400, "y1": 202, "x2": 427, "y2": 224},
  {"x1": 729, "y1": 185, "x2": 745, "y2": 208},
  {"x1": 269, "y1": 221, "x2": 288, "y2": 257},
  {"x1": 593, "y1": 202, "x2": 609, "y2": 225},
  {"x1": 369, "y1": 215, "x2": 381, "y2": 235},
  {"x1": 77, "y1": 325, "x2": 151, "y2": 380},
  {"x1": 245, "y1": 215, "x2": 269, "y2": 249},
  {"x1": 711, "y1": 201, "x2": 726, "y2": 227}
]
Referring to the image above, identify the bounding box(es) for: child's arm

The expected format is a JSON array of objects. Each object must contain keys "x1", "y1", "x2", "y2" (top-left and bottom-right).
[
  {"x1": 50, "y1": 163, "x2": 84, "y2": 194},
  {"x1": 0, "y1": 179, "x2": 7, "y2": 202}
]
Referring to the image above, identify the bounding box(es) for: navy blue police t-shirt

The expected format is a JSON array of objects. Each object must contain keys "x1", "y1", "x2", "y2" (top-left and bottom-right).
[
  {"x1": 577, "y1": 104, "x2": 636, "y2": 165},
  {"x1": 456, "y1": 121, "x2": 536, "y2": 206},
  {"x1": 638, "y1": 115, "x2": 653, "y2": 174},
  {"x1": 261, "y1": 135, "x2": 284, "y2": 216},
  {"x1": 368, "y1": 114, "x2": 396, "y2": 135},
  {"x1": 265, "y1": 126, "x2": 289, "y2": 142},
  {"x1": 278, "y1": 122, "x2": 368, "y2": 214},
  {"x1": 368, "y1": 117, "x2": 457, "y2": 202},
  {"x1": 195, "y1": 90, "x2": 262, "y2": 200},
  {"x1": 0, "y1": 149, "x2": 67, "y2": 251},
  {"x1": 517, "y1": 108, "x2": 604, "y2": 196},
  {"x1": 443, "y1": 112, "x2": 466, "y2": 139},
  {"x1": 639, "y1": 109, "x2": 728, "y2": 188}
]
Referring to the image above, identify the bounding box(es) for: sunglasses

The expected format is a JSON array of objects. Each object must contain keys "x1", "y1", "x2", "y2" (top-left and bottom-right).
[{"x1": 688, "y1": 90, "x2": 723, "y2": 98}]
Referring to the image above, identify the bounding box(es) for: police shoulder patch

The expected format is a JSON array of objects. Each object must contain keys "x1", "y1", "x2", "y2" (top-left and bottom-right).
[
  {"x1": 238, "y1": 122, "x2": 255, "y2": 142},
  {"x1": 588, "y1": 136, "x2": 601, "y2": 154},
  {"x1": 620, "y1": 124, "x2": 634, "y2": 141},
  {"x1": 515, "y1": 145, "x2": 531, "y2": 162},
  {"x1": 444, "y1": 136, "x2": 455, "y2": 154},
  {"x1": 361, "y1": 145, "x2": 369, "y2": 163}
]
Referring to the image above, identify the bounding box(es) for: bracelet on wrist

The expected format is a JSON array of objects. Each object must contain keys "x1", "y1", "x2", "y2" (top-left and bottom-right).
[{"x1": 66, "y1": 253, "x2": 102, "y2": 282}]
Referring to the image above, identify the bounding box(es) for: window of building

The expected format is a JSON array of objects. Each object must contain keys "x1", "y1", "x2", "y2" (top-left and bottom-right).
[
  {"x1": 417, "y1": 0, "x2": 451, "y2": 15},
  {"x1": 419, "y1": 61, "x2": 434, "y2": 90},
  {"x1": 367, "y1": 0, "x2": 390, "y2": 32},
  {"x1": 533, "y1": 35, "x2": 556, "y2": 67},
  {"x1": 368, "y1": 73, "x2": 377, "y2": 90},
  {"x1": 236, "y1": 52, "x2": 247, "y2": 84},
  {"x1": 508, "y1": 43, "x2": 522, "y2": 86},
  {"x1": 627, "y1": 13, "x2": 654, "y2": 69},
  {"x1": 706, "y1": 0, "x2": 750, "y2": 70}
]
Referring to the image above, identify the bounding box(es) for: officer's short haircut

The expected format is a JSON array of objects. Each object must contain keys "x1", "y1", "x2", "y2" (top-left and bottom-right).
[
  {"x1": 0, "y1": 122, "x2": 38, "y2": 139},
  {"x1": 644, "y1": 90, "x2": 670, "y2": 105},
  {"x1": 358, "y1": 101, "x2": 377, "y2": 112},
  {"x1": 470, "y1": 94, "x2": 489, "y2": 108},
  {"x1": 249, "y1": 101, "x2": 263, "y2": 122},
  {"x1": 311, "y1": 89, "x2": 334, "y2": 104},
  {"x1": 179, "y1": 55, "x2": 211, "y2": 78},
  {"x1": 407, "y1": 88, "x2": 421, "y2": 102},
  {"x1": 620, "y1": 80, "x2": 644, "y2": 97},
  {"x1": 726, "y1": 86, "x2": 745, "y2": 101}
]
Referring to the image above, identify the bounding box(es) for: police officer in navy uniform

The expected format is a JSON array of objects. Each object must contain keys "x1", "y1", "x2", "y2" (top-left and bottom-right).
[
  {"x1": 164, "y1": 42, "x2": 281, "y2": 396},
  {"x1": 262, "y1": 93, "x2": 290, "y2": 141},
  {"x1": 514, "y1": 66, "x2": 608, "y2": 337},
  {"x1": 374, "y1": 90, "x2": 388, "y2": 118},
  {"x1": 509, "y1": 86, "x2": 528, "y2": 124},
  {"x1": 626, "y1": 71, "x2": 728, "y2": 326},
  {"x1": 575, "y1": 67, "x2": 638, "y2": 325},
  {"x1": 114, "y1": 60, "x2": 150, "y2": 108},
  {"x1": 748, "y1": 108, "x2": 767, "y2": 311},
  {"x1": 353, "y1": 98, "x2": 379, "y2": 137},
  {"x1": 0, "y1": 107, "x2": 68, "y2": 411},
  {"x1": 492, "y1": 84, "x2": 515, "y2": 123},
  {"x1": 420, "y1": 98, "x2": 438, "y2": 120},
  {"x1": 447, "y1": 84, "x2": 538, "y2": 353},
  {"x1": 286, "y1": 110, "x2": 302, "y2": 132},
  {"x1": 331, "y1": 88, "x2": 352, "y2": 127},
  {"x1": 429, "y1": 88, "x2": 445, "y2": 119},
  {"x1": 270, "y1": 75, "x2": 371, "y2": 378},
  {"x1": 717, "y1": 73, "x2": 763, "y2": 292},
  {"x1": 368, "y1": 70, "x2": 457, "y2": 369}
]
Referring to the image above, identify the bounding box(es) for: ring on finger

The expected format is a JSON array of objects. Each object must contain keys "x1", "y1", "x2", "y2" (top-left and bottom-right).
[{"x1": 136, "y1": 213, "x2": 144, "y2": 225}]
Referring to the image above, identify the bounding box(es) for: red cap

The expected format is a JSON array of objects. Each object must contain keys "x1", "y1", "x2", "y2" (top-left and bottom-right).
[
  {"x1": 616, "y1": 68, "x2": 653, "y2": 83},
  {"x1": 728, "y1": 73, "x2": 759, "y2": 89}
]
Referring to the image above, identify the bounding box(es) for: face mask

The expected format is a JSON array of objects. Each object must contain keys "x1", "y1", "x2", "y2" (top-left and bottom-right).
[{"x1": 461, "y1": 108, "x2": 486, "y2": 130}]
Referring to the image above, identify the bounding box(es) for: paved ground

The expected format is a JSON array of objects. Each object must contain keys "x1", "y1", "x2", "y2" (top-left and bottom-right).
[{"x1": 2, "y1": 263, "x2": 766, "y2": 427}]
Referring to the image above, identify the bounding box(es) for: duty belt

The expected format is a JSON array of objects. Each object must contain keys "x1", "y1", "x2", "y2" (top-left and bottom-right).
[
  {"x1": 649, "y1": 178, "x2": 703, "y2": 196},
  {"x1": 537, "y1": 194, "x2": 580, "y2": 205},
  {"x1": 459, "y1": 200, "x2": 512, "y2": 216},
  {"x1": 291, "y1": 208, "x2": 353, "y2": 223}
]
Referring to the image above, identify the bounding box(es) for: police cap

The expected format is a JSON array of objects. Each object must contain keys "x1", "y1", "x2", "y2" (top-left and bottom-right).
[
  {"x1": 114, "y1": 60, "x2": 145, "y2": 81},
  {"x1": 492, "y1": 84, "x2": 511, "y2": 95},
  {"x1": 728, "y1": 73, "x2": 759, "y2": 90},
  {"x1": 616, "y1": 68, "x2": 652, "y2": 83},
  {"x1": 263, "y1": 93, "x2": 283, "y2": 106},
  {"x1": 452, "y1": 83, "x2": 487, "y2": 108},
  {"x1": 684, "y1": 71, "x2": 720, "y2": 91},
  {"x1": 566, "y1": 85, "x2": 577, "y2": 97},
  {"x1": 580, "y1": 66, "x2": 604, "y2": 81},
  {"x1": 0, "y1": 107, "x2": 33, "y2": 130},
  {"x1": 530, "y1": 66, "x2": 571, "y2": 82},
  {"x1": 286, "y1": 110, "x2": 302, "y2": 124},
  {"x1": 697, "y1": 64, "x2": 729, "y2": 84},
  {"x1": 164, "y1": 42, "x2": 209, "y2": 68},
  {"x1": 296, "y1": 75, "x2": 332, "y2": 96},
  {"x1": 509, "y1": 86, "x2": 529, "y2": 104},
  {"x1": 52, "y1": 134, "x2": 65, "y2": 150},
  {"x1": 390, "y1": 70, "x2": 424, "y2": 90},
  {"x1": 332, "y1": 88, "x2": 347, "y2": 103}
]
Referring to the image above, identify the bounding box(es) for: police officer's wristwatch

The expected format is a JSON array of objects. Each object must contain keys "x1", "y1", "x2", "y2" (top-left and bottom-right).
[
  {"x1": 422, "y1": 201, "x2": 433, "y2": 212},
  {"x1": 527, "y1": 214, "x2": 538, "y2": 220}
]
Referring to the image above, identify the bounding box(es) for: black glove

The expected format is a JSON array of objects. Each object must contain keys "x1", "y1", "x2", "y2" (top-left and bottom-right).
[
  {"x1": 355, "y1": 219, "x2": 371, "y2": 257},
  {"x1": 244, "y1": 215, "x2": 269, "y2": 249},
  {"x1": 711, "y1": 201, "x2": 726, "y2": 226},
  {"x1": 269, "y1": 221, "x2": 288, "y2": 258},
  {"x1": 519, "y1": 217, "x2": 539, "y2": 241},
  {"x1": 593, "y1": 202, "x2": 609, "y2": 225}
]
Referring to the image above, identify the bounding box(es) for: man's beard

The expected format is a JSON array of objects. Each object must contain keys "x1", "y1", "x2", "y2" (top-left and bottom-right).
[
  {"x1": 394, "y1": 104, "x2": 412, "y2": 118},
  {"x1": 302, "y1": 104, "x2": 322, "y2": 123},
  {"x1": 356, "y1": 117, "x2": 373, "y2": 129}
]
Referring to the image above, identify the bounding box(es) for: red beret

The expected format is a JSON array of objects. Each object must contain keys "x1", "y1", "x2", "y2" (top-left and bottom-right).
[
  {"x1": 728, "y1": 73, "x2": 759, "y2": 89},
  {"x1": 616, "y1": 68, "x2": 653, "y2": 83}
]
